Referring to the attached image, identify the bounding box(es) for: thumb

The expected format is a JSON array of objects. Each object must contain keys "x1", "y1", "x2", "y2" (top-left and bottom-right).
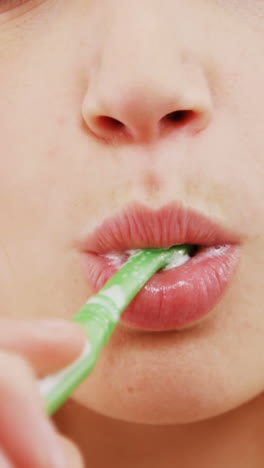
[{"x1": 0, "y1": 318, "x2": 87, "y2": 377}]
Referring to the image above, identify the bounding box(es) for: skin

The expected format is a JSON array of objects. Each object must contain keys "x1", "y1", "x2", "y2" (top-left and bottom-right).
[{"x1": 0, "y1": 0, "x2": 264, "y2": 465}]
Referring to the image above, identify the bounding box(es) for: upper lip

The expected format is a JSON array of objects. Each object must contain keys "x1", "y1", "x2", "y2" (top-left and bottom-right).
[{"x1": 78, "y1": 202, "x2": 241, "y2": 254}]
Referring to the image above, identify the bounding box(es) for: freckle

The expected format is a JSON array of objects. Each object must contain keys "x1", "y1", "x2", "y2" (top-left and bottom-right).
[{"x1": 127, "y1": 386, "x2": 135, "y2": 393}]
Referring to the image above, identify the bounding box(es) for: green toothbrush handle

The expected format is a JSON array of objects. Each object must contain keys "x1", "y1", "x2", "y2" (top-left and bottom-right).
[{"x1": 39, "y1": 304, "x2": 115, "y2": 415}]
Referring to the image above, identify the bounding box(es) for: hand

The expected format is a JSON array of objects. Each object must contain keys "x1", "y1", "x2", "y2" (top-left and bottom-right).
[{"x1": 0, "y1": 318, "x2": 86, "y2": 467}]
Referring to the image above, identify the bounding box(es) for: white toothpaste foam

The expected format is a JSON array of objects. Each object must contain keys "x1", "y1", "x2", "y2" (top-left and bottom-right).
[
  {"x1": 103, "y1": 249, "x2": 190, "y2": 271},
  {"x1": 163, "y1": 252, "x2": 190, "y2": 271},
  {"x1": 103, "y1": 252, "x2": 124, "y2": 268}
]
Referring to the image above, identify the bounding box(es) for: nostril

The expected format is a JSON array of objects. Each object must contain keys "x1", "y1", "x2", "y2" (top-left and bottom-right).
[
  {"x1": 96, "y1": 116, "x2": 125, "y2": 131},
  {"x1": 164, "y1": 110, "x2": 194, "y2": 124},
  {"x1": 90, "y1": 108, "x2": 203, "y2": 142}
]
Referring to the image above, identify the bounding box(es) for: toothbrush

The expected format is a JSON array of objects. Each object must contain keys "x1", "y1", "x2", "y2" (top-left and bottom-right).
[{"x1": 39, "y1": 245, "x2": 191, "y2": 415}]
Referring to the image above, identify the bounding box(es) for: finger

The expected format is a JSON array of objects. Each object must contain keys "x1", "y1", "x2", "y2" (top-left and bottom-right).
[
  {"x1": 0, "y1": 351, "x2": 66, "y2": 468},
  {"x1": 59, "y1": 435, "x2": 84, "y2": 468},
  {"x1": 0, "y1": 318, "x2": 86, "y2": 376}
]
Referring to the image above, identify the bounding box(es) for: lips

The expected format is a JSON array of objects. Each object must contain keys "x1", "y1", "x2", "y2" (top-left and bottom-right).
[{"x1": 78, "y1": 203, "x2": 241, "y2": 331}]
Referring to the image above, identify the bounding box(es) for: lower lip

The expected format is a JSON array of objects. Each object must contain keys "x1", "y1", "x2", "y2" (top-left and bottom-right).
[{"x1": 81, "y1": 245, "x2": 241, "y2": 331}]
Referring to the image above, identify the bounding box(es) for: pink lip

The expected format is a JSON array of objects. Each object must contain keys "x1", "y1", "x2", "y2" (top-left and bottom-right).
[{"x1": 79, "y1": 202, "x2": 241, "y2": 331}]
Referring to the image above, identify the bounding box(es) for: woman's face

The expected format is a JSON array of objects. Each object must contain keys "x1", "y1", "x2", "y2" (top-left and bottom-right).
[{"x1": 0, "y1": 0, "x2": 264, "y2": 424}]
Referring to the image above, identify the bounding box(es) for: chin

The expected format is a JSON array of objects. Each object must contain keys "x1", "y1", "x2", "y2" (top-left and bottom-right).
[
  {"x1": 70, "y1": 305, "x2": 261, "y2": 426},
  {"x1": 72, "y1": 368, "x2": 244, "y2": 425}
]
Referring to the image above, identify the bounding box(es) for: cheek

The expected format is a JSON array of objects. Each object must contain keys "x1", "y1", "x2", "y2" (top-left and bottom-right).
[{"x1": 217, "y1": 0, "x2": 264, "y2": 21}]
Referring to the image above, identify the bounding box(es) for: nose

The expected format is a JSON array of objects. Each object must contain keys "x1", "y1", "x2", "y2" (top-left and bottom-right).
[{"x1": 81, "y1": 6, "x2": 213, "y2": 144}]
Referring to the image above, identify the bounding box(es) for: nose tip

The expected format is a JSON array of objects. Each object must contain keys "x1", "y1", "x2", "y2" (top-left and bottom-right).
[{"x1": 82, "y1": 73, "x2": 213, "y2": 144}]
